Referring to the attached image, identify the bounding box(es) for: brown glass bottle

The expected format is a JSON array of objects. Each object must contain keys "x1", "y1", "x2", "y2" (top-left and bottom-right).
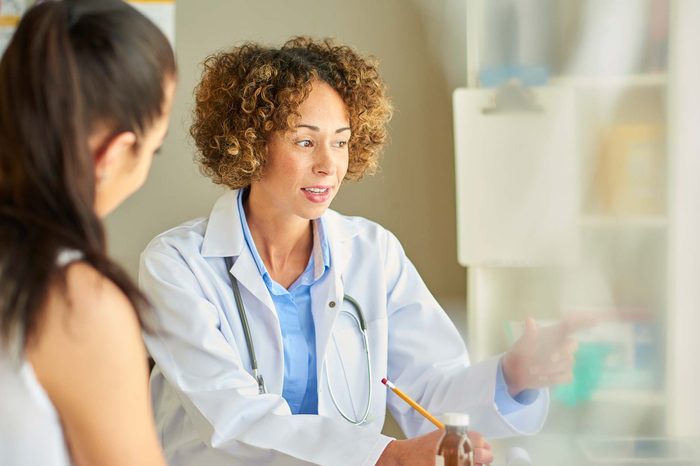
[{"x1": 435, "y1": 413, "x2": 473, "y2": 466}]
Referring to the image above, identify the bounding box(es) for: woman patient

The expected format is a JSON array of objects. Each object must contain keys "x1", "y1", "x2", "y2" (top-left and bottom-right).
[{"x1": 0, "y1": 1, "x2": 176, "y2": 464}]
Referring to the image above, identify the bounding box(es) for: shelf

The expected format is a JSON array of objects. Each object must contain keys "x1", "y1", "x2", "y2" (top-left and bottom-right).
[
  {"x1": 550, "y1": 73, "x2": 667, "y2": 88},
  {"x1": 580, "y1": 215, "x2": 667, "y2": 229},
  {"x1": 590, "y1": 388, "x2": 665, "y2": 406}
]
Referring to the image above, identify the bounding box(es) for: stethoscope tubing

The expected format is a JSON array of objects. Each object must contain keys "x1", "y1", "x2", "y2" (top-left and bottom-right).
[
  {"x1": 225, "y1": 256, "x2": 267, "y2": 394},
  {"x1": 324, "y1": 305, "x2": 373, "y2": 425},
  {"x1": 225, "y1": 257, "x2": 372, "y2": 424}
]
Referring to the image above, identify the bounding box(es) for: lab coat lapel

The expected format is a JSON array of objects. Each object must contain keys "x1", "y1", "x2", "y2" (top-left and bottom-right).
[
  {"x1": 229, "y1": 247, "x2": 282, "y2": 393},
  {"x1": 229, "y1": 249, "x2": 276, "y2": 316},
  {"x1": 312, "y1": 211, "x2": 360, "y2": 386},
  {"x1": 311, "y1": 245, "x2": 346, "y2": 374},
  {"x1": 201, "y1": 190, "x2": 276, "y2": 316}
]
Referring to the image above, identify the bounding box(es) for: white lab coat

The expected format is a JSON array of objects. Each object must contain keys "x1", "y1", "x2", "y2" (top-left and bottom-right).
[{"x1": 140, "y1": 190, "x2": 548, "y2": 466}]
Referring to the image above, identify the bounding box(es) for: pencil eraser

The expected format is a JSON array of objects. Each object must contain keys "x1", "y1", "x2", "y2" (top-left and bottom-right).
[{"x1": 381, "y1": 378, "x2": 388, "y2": 385}]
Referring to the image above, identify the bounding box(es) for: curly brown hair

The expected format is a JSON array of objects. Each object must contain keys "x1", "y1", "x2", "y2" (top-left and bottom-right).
[{"x1": 190, "y1": 36, "x2": 393, "y2": 188}]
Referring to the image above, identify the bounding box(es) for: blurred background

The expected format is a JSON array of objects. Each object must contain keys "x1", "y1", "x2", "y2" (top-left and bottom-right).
[
  {"x1": 3, "y1": 1, "x2": 699, "y2": 464},
  {"x1": 456, "y1": 1, "x2": 700, "y2": 464}
]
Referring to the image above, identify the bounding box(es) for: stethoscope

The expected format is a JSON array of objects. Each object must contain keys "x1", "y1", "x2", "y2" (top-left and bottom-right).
[{"x1": 224, "y1": 257, "x2": 373, "y2": 425}]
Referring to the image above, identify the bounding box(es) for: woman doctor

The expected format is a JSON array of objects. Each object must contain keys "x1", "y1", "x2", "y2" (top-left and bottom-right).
[{"x1": 140, "y1": 37, "x2": 579, "y2": 466}]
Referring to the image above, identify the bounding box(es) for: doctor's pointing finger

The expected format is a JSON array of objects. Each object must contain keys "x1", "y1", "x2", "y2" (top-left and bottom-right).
[{"x1": 502, "y1": 314, "x2": 599, "y2": 395}]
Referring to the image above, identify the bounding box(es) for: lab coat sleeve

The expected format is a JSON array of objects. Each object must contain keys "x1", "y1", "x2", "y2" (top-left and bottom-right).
[
  {"x1": 380, "y1": 231, "x2": 549, "y2": 439},
  {"x1": 140, "y1": 246, "x2": 393, "y2": 466}
]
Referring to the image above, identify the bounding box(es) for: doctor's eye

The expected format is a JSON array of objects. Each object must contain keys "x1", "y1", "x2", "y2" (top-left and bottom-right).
[
  {"x1": 295, "y1": 139, "x2": 313, "y2": 148},
  {"x1": 333, "y1": 140, "x2": 348, "y2": 149}
]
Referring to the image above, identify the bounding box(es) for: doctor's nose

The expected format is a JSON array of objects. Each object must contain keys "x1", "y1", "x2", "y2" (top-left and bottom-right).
[{"x1": 313, "y1": 145, "x2": 337, "y2": 176}]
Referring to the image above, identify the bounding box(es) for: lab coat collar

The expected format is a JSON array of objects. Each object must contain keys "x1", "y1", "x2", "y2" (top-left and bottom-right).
[
  {"x1": 200, "y1": 190, "x2": 277, "y2": 316},
  {"x1": 201, "y1": 190, "x2": 245, "y2": 259},
  {"x1": 315, "y1": 208, "x2": 364, "y2": 287},
  {"x1": 323, "y1": 208, "x2": 363, "y2": 245}
]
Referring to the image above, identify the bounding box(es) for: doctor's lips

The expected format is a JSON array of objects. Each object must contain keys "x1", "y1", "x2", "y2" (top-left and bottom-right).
[{"x1": 301, "y1": 185, "x2": 333, "y2": 203}]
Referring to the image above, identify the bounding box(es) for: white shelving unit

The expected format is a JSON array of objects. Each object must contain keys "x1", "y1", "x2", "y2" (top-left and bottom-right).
[{"x1": 456, "y1": 0, "x2": 700, "y2": 441}]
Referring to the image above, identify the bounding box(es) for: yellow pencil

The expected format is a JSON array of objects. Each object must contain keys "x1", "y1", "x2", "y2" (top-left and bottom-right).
[{"x1": 381, "y1": 377, "x2": 445, "y2": 429}]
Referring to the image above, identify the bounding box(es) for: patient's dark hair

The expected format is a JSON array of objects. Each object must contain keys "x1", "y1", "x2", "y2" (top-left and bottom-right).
[{"x1": 0, "y1": 0, "x2": 176, "y2": 347}]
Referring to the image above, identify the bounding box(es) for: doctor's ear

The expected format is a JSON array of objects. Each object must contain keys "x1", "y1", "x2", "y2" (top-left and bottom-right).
[{"x1": 93, "y1": 131, "x2": 137, "y2": 184}]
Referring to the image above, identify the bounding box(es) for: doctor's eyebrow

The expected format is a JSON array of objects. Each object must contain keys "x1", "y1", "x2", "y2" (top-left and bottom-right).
[{"x1": 296, "y1": 124, "x2": 351, "y2": 134}]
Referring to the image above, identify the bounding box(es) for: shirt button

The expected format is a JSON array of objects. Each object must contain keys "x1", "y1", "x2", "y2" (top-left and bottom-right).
[{"x1": 329, "y1": 301, "x2": 336, "y2": 308}]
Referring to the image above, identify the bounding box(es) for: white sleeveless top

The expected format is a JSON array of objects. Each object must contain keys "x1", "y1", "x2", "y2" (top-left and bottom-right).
[{"x1": 0, "y1": 250, "x2": 82, "y2": 466}]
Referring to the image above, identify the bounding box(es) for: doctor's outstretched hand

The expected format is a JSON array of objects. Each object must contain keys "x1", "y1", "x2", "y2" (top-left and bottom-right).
[
  {"x1": 502, "y1": 315, "x2": 596, "y2": 396},
  {"x1": 376, "y1": 429, "x2": 493, "y2": 465}
]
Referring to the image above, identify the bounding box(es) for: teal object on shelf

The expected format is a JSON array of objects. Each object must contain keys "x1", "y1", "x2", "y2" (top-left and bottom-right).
[{"x1": 554, "y1": 343, "x2": 611, "y2": 406}]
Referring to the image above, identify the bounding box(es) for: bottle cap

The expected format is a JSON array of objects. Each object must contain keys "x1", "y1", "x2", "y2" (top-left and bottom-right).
[{"x1": 441, "y1": 412, "x2": 470, "y2": 427}]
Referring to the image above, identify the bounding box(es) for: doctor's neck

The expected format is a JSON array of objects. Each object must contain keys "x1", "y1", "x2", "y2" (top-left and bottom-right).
[{"x1": 243, "y1": 191, "x2": 314, "y2": 288}]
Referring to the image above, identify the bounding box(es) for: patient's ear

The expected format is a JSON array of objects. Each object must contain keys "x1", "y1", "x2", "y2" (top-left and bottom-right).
[{"x1": 94, "y1": 131, "x2": 137, "y2": 183}]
